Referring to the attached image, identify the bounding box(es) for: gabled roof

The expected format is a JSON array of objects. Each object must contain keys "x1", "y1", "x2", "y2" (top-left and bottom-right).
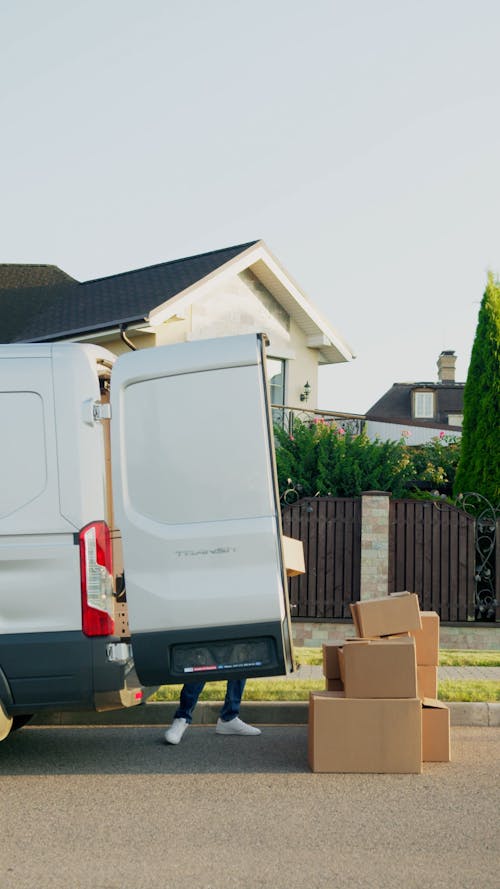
[
  {"x1": 0, "y1": 242, "x2": 258, "y2": 344},
  {"x1": 0, "y1": 239, "x2": 354, "y2": 364},
  {"x1": 366, "y1": 381, "x2": 465, "y2": 427}
]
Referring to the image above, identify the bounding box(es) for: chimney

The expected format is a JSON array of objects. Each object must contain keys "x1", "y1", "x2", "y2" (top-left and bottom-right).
[{"x1": 437, "y1": 350, "x2": 456, "y2": 383}]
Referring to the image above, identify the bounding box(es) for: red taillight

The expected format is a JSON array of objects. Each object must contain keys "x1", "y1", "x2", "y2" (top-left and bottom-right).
[{"x1": 79, "y1": 521, "x2": 115, "y2": 637}]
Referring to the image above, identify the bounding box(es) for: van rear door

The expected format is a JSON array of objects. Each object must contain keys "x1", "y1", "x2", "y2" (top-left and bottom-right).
[{"x1": 110, "y1": 334, "x2": 294, "y2": 686}]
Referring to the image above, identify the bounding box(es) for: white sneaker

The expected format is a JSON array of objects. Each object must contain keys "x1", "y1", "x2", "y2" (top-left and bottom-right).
[
  {"x1": 215, "y1": 717, "x2": 261, "y2": 736},
  {"x1": 164, "y1": 717, "x2": 188, "y2": 745}
]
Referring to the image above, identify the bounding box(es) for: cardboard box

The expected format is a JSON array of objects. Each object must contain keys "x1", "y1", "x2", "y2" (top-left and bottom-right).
[
  {"x1": 410, "y1": 611, "x2": 440, "y2": 665},
  {"x1": 308, "y1": 692, "x2": 422, "y2": 774},
  {"x1": 339, "y1": 637, "x2": 418, "y2": 699},
  {"x1": 322, "y1": 643, "x2": 343, "y2": 679},
  {"x1": 422, "y1": 699, "x2": 450, "y2": 762},
  {"x1": 350, "y1": 592, "x2": 422, "y2": 638},
  {"x1": 282, "y1": 535, "x2": 305, "y2": 577},
  {"x1": 417, "y1": 665, "x2": 438, "y2": 700},
  {"x1": 325, "y1": 678, "x2": 343, "y2": 692}
]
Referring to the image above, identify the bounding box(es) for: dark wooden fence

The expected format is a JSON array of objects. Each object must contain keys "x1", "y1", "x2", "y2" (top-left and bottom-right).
[
  {"x1": 282, "y1": 497, "x2": 361, "y2": 620},
  {"x1": 388, "y1": 499, "x2": 476, "y2": 621},
  {"x1": 282, "y1": 496, "x2": 487, "y2": 623}
]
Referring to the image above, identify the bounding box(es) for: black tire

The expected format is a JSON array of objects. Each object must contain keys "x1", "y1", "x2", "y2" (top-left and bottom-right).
[{"x1": 11, "y1": 714, "x2": 34, "y2": 732}]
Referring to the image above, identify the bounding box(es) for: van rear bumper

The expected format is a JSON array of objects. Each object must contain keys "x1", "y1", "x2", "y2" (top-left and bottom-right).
[{"x1": 0, "y1": 630, "x2": 138, "y2": 715}]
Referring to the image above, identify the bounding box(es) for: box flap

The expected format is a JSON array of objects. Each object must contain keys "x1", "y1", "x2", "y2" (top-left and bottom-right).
[
  {"x1": 422, "y1": 698, "x2": 449, "y2": 711},
  {"x1": 282, "y1": 535, "x2": 305, "y2": 577}
]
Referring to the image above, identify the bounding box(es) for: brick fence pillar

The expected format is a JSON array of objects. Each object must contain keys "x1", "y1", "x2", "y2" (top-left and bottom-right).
[{"x1": 360, "y1": 490, "x2": 391, "y2": 600}]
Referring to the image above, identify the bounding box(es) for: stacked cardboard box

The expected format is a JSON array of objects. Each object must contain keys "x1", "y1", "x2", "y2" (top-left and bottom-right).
[
  {"x1": 411, "y1": 611, "x2": 440, "y2": 699},
  {"x1": 309, "y1": 592, "x2": 450, "y2": 772}
]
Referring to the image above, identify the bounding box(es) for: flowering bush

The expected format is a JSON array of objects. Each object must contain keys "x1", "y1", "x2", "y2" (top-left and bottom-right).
[
  {"x1": 406, "y1": 434, "x2": 461, "y2": 494},
  {"x1": 273, "y1": 420, "x2": 415, "y2": 498},
  {"x1": 273, "y1": 422, "x2": 461, "y2": 501}
]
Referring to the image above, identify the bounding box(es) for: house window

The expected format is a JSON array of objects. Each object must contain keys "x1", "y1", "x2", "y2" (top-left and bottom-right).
[
  {"x1": 267, "y1": 358, "x2": 286, "y2": 406},
  {"x1": 448, "y1": 414, "x2": 463, "y2": 427},
  {"x1": 267, "y1": 357, "x2": 286, "y2": 427},
  {"x1": 413, "y1": 390, "x2": 435, "y2": 419}
]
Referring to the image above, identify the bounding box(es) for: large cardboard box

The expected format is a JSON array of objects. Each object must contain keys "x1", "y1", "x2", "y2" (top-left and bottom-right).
[
  {"x1": 338, "y1": 637, "x2": 418, "y2": 699},
  {"x1": 322, "y1": 643, "x2": 343, "y2": 679},
  {"x1": 422, "y1": 699, "x2": 450, "y2": 762},
  {"x1": 410, "y1": 611, "x2": 440, "y2": 665},
  {"x1": 417, "y1": 665, "x2": 438, "y2": 700},
  {"x1": 282, "y1": 535, "x2": 305, "y2": 577},
  {"x1": 308, "y1": 692, "x2": 422, "y2": 773},
  {"x1": 350, "y1": 592, "x2": 422, "y2": 638}
]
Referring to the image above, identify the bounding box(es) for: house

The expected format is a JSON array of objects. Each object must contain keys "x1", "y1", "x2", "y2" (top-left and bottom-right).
[
  {"x1": 0, "y1": 240, "x2": 354, "y2": 410},
  {"x1": 364, "y1": 351, "x2": 464, "y2": 445}
]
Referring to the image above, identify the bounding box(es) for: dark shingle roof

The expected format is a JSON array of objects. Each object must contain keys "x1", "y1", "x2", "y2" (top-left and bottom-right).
[
  {"x1": 0, "y1": 241, "x2": 258, "y2": 343},
  {"x1": 0, "y1": 264, "x2": 76, "y2": 289},
  {"x1": 366, "y1": 382, "x2": 465, "y2": 426}
]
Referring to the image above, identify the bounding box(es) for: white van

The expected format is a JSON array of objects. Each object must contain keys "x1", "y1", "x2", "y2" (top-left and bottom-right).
[{"x1": 0, "y1": 334, "x2": 295, "y2": 742}]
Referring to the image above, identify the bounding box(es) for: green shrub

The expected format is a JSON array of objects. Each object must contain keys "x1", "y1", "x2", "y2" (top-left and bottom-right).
[{"x1": 274, "y1": 420, "x2": 414, "y2": 499}]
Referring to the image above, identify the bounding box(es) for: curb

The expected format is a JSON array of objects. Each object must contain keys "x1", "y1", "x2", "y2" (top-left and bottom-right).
[{"x1": 30, "y1": 700, "x2": 500, "y2": 728}]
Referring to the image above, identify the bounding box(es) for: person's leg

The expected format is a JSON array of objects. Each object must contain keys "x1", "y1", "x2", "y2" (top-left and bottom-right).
[
  {"x1": 216, "y1": 679, "x2": 261, "y2": 735},
  {"x1": 174, "y1": 681, "x2": 206, "y2": 723},
  {"x1": 165, "y1": 681, "x2": 206, "y2": 744},
  {"x1": 219, "y1": 679, "x2": 246, "y2": 722}
]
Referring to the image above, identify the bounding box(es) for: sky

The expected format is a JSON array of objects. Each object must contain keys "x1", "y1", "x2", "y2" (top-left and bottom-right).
[{"x1": 1, "y1": 0, "x2": 499, "y2": 413}]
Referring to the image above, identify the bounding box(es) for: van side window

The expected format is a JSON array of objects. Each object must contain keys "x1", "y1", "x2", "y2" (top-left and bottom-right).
[{"x1": 0, "y1": 392, "x2": 47, "y2": 518}]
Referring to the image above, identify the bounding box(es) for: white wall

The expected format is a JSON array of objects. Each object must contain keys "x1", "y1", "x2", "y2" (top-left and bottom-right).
[{"x1": 365, "y1": 419, "x2": 461, "y2": 445}]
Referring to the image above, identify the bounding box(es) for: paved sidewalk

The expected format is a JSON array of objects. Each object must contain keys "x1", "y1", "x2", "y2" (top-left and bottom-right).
[{"x1": 288, "y1": 664, "x2": 500, "y2": 681}]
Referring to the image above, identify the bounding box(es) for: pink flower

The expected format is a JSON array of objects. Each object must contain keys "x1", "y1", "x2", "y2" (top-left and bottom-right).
[
  {"x1": 439, "y1": 431, "x2": 445, "y2": 439},
  {"x1": 402, "y1": 430, "x2": 411, "y2": 438},
  {"x1": 337, "y1": 427, "x2": 345, "y2": 436}
]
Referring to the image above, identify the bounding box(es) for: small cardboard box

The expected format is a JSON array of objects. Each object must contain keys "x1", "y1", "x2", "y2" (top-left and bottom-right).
[
  {"x1": 417, "y1": 665, "x2": 438, "y2": 700},
  {"x1": 410, "y1": 611, "x2": 440, "y2": 665},
  {"x1": 308, "y1": 692, "x2": 422, "y2": 774},
  {"x1": 322, "y1": 643, "x2": 343, "y2": 679},
  {"x1": 282, "y1": 535, "x2": 305, "y2": 577},
  {"x1": 422, "y1": 699, "x2": 450, "y2": 762},
  {"x1": 350, "y1": 592, "x2": 422, "y2": 638},
  {"x1": 339, "y1": 637, "x2": 418, "y2": 699}
]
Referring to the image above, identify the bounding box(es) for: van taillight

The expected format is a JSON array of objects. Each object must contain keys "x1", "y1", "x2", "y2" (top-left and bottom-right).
[{"x1": 79, "y1": 521, "x2": 115, "y2": 637}]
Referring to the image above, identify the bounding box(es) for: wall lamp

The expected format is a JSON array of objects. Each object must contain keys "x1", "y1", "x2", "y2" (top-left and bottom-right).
[{"x1": 300, "y1": 381, "x2": 311, "y2": 402}]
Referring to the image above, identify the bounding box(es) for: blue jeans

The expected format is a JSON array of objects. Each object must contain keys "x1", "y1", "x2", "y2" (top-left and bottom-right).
[{"x1": 174, "y1": 679, "x2": 246, "y2": 724}]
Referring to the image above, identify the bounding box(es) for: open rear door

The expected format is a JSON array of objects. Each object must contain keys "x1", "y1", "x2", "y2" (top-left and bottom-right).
[{"x1": 111, "y1": 334, "x2": 294, "y2": 686}]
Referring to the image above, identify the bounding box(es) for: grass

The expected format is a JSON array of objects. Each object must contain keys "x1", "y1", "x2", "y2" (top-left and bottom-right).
[
  {"x1": 437, "y1": 649, "x2": 500, "y2": 667},
  {"x1": 151, "y1": 680, "x2": 325, "y2": 703},
  {"x1": 437, "y1": 681, "x2": 500, "y2": 703}
]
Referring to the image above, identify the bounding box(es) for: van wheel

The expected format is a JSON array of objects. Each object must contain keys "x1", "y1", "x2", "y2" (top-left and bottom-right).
[{"x1": 11, "y1": 715, "x2": 33, "y2": 731}]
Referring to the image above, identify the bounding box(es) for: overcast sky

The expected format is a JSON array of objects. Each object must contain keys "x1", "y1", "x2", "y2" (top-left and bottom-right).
[{"x1": 1, "y1": 0, "x2": 498, "y2": 412}]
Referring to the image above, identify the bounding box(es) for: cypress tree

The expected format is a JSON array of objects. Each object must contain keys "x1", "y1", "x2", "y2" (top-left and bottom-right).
[{"x1": 454, "y1": 273, "x2": 500, "y2": 502}]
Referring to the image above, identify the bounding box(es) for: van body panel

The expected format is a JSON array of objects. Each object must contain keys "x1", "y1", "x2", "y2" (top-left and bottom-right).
[
  {"x1": 111, "y1": 333, "x2": 294, "y2": 685},
  {"x1": 1, "y1": 632, "x2": 128, "y2": 713},
  {"x1": 0, "y1": 533, "x2": 81, "y2": 633},
  {"x1": 131, "y1": 619, "x2": 288, "y2": 685}
]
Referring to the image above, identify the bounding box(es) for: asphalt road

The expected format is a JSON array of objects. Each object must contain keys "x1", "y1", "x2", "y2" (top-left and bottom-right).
[{"x1": 1, "y1": 725, "x2": 499, "y2": 889}]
